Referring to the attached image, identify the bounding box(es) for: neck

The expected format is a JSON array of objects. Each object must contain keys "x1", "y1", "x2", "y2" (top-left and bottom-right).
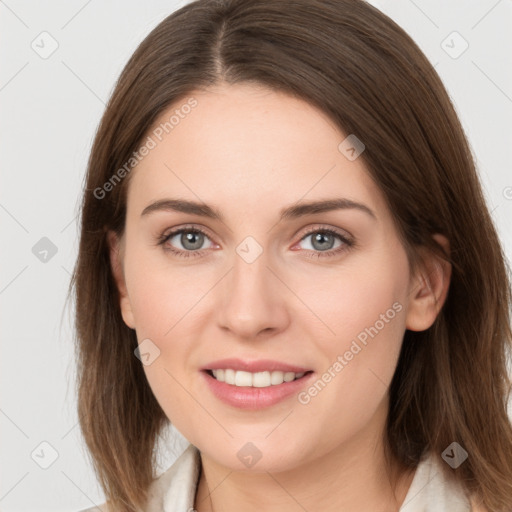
[{"x1": 193, "y1": 399, "x2": 416, "y2": 512}]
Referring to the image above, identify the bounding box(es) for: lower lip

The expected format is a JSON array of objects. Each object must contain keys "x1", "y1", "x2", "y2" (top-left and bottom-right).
[{"x1": 201, "y1": 370, "x2": 315, "y2": 410}]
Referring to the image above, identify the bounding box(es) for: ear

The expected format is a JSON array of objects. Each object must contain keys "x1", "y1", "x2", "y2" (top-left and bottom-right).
[
  {"x1": 405, "y1": 234, "x2": 452, "y2": 332},
  {"x1": 107, "y1": 230, "x2": 135, "y2": 329}
]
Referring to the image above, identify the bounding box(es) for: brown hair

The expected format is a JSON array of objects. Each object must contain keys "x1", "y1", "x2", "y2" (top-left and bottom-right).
[{"x1": 69, "y1": 0, "x2": 512, "y2": 510}]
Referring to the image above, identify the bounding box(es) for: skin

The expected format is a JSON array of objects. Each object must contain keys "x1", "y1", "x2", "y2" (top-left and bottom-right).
[{"x1": 108, "y1": 82, "x2": 451, "y2": 512}]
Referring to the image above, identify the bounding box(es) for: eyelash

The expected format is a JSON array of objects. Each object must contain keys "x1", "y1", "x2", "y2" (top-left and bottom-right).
[{"x1": 156, "y1": 225, "x2": 355, "y2": 260}]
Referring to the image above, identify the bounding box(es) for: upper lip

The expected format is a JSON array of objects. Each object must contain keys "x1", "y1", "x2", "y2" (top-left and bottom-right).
[{"x1": 201, "y1": 358, "x2": 313, "y2": 373}]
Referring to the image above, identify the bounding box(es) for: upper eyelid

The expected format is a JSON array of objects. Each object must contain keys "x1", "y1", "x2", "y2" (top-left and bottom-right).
[{"x1": 299, "y1": 225, "x2": 353, "y2": 240}]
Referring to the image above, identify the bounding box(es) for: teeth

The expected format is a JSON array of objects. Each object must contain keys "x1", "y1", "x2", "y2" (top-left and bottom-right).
[{"x1": 210, "y1": 369, "x2": 306, "y2": 387}]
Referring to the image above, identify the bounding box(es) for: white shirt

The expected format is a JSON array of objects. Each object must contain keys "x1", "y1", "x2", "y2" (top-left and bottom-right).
[{"x1": 79, "y1": 443, "x2": 472, "y2": 511}]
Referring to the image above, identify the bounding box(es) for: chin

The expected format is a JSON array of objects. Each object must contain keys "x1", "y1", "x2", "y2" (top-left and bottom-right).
[{"x1": 197, "y1": 437, "x2": 311, "y2": 474}]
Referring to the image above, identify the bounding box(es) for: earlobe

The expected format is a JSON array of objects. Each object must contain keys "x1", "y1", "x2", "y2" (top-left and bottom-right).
[
  {"x1": 405, "y1": 234, "x2": 452, "y2": 332},
  {"x1": 107, "y1": 230, "x2": 136, "y2": 329}
]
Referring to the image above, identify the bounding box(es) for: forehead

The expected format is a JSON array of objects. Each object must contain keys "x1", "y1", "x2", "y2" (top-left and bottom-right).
[{"x1": 126, "y1": 83, "x2": 388, "y2": 221}]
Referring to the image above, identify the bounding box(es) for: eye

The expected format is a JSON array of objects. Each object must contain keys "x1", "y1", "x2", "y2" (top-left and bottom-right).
[
  {"x1": 294, "y1": 227, "x2": 354, "y2": 259},
  {"x1": 156, "y1": 225, "x2": 354, "y2": 260},
  {"x1": 157, "y1": 225, "x2": 216, "y2": 258}
]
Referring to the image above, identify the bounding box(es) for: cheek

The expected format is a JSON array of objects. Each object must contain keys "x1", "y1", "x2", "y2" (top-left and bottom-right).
[
  {"x1": 295, "y1": 255, "x2": 408, "y2": 352},
  {"x1": 124, "y1": 244, "x2": 215, "y2": 338},
  {"x1": 291, "y1": 254, "x2": 408, "y2": 412},
  {"x1": 122, "y1": 247, "x2": 217, "y2": 426}
]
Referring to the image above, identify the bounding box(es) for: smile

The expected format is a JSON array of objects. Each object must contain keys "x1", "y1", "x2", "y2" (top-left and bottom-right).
[{"x1": 201, "y1": 369, "x2": 315, "y2": 410}]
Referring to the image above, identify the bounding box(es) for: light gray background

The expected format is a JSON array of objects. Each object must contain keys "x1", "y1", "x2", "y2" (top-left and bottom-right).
[{"x1": 1, "y1": 1, "x2": 511, "y2": 511}]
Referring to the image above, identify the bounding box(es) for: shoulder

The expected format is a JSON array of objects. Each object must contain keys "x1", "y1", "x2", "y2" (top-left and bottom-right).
[
  {"x1": 400, "y1": 452, "x2": 475, "y2": 511},
  {"x1": 421, "y1": 453, "x2": 491, "y2": 512},
  {"x1": 148, "y1": 442, "x2": 201, "y2": 510},
  {"x1": 74, "y1": 444, "x2": 200, "y2": 512}
]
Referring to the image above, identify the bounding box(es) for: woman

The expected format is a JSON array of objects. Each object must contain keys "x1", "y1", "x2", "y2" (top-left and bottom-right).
[{"x1": 70, "y1": 0, "x2": 512, "y2": 511}]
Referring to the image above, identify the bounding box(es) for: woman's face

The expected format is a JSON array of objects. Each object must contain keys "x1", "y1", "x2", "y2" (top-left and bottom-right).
[{"x1": 111, "y1": 82, "x2": 421, "y2": 473}]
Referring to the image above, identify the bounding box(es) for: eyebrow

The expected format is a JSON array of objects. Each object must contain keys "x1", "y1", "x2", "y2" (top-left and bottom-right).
[{"x1": 140, "y1": 197, "x2": 376, "y2": 222}]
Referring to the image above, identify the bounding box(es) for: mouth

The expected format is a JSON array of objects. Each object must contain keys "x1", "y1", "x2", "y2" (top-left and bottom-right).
[
  {"x1": 203, "y1": 368, "x2": 314, "y2": 388},
  {"x1": 201, "y1": 367, "x2": 316, "y2": 409}
]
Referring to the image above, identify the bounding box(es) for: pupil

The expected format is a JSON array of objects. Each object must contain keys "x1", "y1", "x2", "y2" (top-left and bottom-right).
[
  {"x1": 182, "y1": 231, "x2": 203, "y2": 250},
  {"x1": 312, "y1": 232, "x2": 334, "y2": 251}
]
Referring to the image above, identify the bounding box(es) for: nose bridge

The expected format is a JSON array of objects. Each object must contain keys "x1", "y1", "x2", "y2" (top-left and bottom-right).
[
  {"x1": 230, "y1": 236, "x2": 273, "y2": 308},
  {"x1": 216, "y1": 235, "x2": 287, "y2": 337},
  {"x1": 232, "y1": 240, "x2": 268, "y2": 294}
]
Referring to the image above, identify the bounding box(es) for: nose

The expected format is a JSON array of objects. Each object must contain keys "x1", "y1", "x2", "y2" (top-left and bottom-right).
[{"x1": 215, "y1": 245, "x2": 290, "y2": 340}]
